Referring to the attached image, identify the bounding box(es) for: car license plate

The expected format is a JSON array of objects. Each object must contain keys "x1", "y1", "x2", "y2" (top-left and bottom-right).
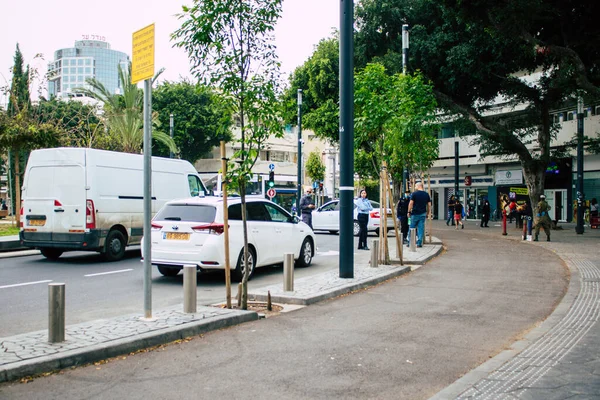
[
  {"x1": 164, "y1": 232, "x2": 190, "y2": 240},
  {"x1": 28, "y1": 219, "x2": 46, "y2": 226}
]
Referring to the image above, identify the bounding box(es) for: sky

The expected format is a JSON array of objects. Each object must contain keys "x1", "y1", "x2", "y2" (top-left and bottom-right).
[{"x1": 0, "y1": 0, "x2": 339, "y2": 105}]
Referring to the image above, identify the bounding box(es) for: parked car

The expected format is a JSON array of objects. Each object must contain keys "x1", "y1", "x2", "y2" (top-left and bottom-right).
[
  {"x1": 311, "y1": 199, "x2": 395, "y2": 236},
  {"x1": 143, "y1": 197, "x2": 316, "y2": 281}
]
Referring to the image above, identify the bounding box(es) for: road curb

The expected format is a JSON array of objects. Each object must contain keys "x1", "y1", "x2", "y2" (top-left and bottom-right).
[{"x1": 0, "y1": 310, "x2": 258, "y2": 383}]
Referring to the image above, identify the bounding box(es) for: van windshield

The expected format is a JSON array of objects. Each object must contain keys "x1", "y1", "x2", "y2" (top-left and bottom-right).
[{"x1": 154, "y1": 204, "x2": 216, "y2": 223}]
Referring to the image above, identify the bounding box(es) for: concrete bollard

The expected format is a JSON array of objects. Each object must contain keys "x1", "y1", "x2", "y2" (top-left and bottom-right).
[
  {"x1": 370, "y1": 239, "x2": 379, "y2": 268},
  {"x1": 283, "y1": 253, "x2": 294, "y2": 292},
  {"x1": 48, "y1": 283, "x2": 65, "y2": 343},
  {"x1": 409, "y1": 228, "x2": 417, "y2": 252},
  {"x1": 183, "y1": 265, "x2": 197, "y2": 313}
]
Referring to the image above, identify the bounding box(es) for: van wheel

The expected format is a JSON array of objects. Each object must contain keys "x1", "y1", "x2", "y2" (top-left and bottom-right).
[
  {"x1": 232, "y1": 248, "x2": 255, "y2": 282},
  {"x1": 157, "y1": 266, "x2": 181, "y2": 277},
  {"x1": 104, "y1": 230, "x2": 126, "y2": 262},
  {"x1": 295, "y1": 238, "x2": 313, "y2": 268},
  {"x1": 41, "y1": 248, "x2": 63, "y2": 260}
]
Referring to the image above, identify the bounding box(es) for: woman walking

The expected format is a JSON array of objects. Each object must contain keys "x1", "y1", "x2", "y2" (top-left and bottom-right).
[
  {"x1": 454, "y1": 199, "x2": 465, "y2": 229},
  {"x1": 356, "y1": 189, "x2": 373, "y2": 250}
]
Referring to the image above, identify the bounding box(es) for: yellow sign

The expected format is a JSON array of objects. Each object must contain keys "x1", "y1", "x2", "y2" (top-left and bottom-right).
[
  {"x1": 510, "y1": 187, "x2": 529, "y2": 195},
  {"x1": 132, "y1": 24, "x2": 155, "y2": 84}
]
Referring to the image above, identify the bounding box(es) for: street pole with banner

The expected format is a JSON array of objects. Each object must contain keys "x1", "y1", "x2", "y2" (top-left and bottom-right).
[{"x1": 132, "y1": 23, "x2": 155, "y2": 319}]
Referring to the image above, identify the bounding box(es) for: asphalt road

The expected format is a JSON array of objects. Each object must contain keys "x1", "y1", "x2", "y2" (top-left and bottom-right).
[
  {"x1": 0, "y1": 231, "x2": 365, "y2": 337},
  {"x1": 0, "y1": 226, "x2": 568, "y2": 399}
]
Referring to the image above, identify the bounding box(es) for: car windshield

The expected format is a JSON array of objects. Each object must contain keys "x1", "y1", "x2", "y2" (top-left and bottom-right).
[{"x1": 154, "y1": 204, "x2": 217, "y2": 223}]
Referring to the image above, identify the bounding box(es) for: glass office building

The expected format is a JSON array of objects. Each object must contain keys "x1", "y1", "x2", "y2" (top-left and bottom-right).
[{"x1": 47, "y1": 39, "x2": 129, "y2": 99}]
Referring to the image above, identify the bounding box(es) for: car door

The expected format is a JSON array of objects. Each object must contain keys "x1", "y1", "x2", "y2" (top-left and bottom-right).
[
  {"x1": 263, "y1": 202, "x2": 296, "y2": 257},
  {"x1": 245, "y1": 201, "x2": 276, "y2": 266},
  {"x1": 312, "y1": 201, "x2": 338, "y2": 231}
]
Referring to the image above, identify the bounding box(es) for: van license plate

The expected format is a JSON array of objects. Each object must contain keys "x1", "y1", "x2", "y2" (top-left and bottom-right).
[
  {"x1": 164, "y1": 232, "x2": 190, "y2": 240},
  {"x1": 28, "y1": 220, "x2": 46, "y2": 226}
]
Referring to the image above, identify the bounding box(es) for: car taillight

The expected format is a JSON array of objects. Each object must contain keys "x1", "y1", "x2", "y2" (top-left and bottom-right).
[
  {"x1": 19, "y1": 203, "x2": 23, "y2": 228},
  {"x1": 86, "y1": 199, "x2": 96, "y2": 229},
  {"x1": 151, "y1": 223, "x2": 163, "y2": 230},
  {"x1": 192, "y1": 223, "x2": 225, "y2": 235},
  {"x1": 370, "y1": 211, "x2": 380, "y2": 219}
]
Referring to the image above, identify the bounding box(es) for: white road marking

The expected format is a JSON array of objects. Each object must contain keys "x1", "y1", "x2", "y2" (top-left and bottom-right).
[
  {"x1": 84, "y1": 269, "x2": 133, "y2": 277},
  {"x1": 0, "y1": 279, "x2": 53, "y2": 289}
]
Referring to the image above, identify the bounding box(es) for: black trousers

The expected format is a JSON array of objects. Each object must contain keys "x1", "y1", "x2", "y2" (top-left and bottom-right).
[{"x1": 358, "y1": 213, "x2": 369, "y2": 249}]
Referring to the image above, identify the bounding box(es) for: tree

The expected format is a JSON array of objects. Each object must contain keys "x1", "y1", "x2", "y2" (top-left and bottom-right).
[
  {"x1": 305, "y1": 150, "x2": 325, "y2": 184},
  {"x1": 76, "y1": 64, "x2": 177, "y2": 154},
  {"x1": 354, "y1": 0, "x2": 600, "y2": 206},
  {"x1": 174, "y1": 0, "x2": 284, "y2": 309},
  {"x1": 152, "y1": 80, "x2": 233, "y2": 164},
  {"x1": 282, "y1": 36, "x2": 340, "y2": 144}
]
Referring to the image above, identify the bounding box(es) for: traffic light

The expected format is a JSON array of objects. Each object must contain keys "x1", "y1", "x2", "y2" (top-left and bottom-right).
[{"x1": 268, "y1": 171, "x2": 275, "y2": 188}]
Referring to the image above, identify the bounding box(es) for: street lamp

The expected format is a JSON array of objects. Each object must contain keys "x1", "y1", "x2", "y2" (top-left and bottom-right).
[
  {"x1": 576, "y1": 96, "x2": 585, "y2": 234},
  {"x1": 169, "y1": 113, "x2": 174, "y2": 159},
  {"x1": 454, "y1": 133, "x2": 459, "y2": 200},
  {"x1": 402, "y1": 24, "x2": 409, "y2": 74}
]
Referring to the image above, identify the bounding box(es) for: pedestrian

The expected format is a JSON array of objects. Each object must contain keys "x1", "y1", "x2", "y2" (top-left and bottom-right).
[
  {"x1": 533, "y1": 194, "x2": 552, "y2": 241},
  {"x1": 446, "y1": 195, "x2": 456, "y2": 226},
  {"x1": 356, "y1": 189, "x2": 373, "y2": 250},
  {"x1": 454, "y1": 199, "x2": 465, "y2": 229},
  {"x1": 518, "y1": 200, "x2": 533, "y2": 240},
  {"x1": 300, "y1": 186, "x2": 316, "y2": 229},
  {"x1": 480, "y1": 200, "x2": 490, "y2": 227},
  {"x1": 407, "y1": 182, "x2": 432, "y2": 248},
  {"x1": 508, "y1": 199, "x2": 517, "y2": 223},
  {"x1": 591, "y1": 198, "x2": 599, "y2": 217},
  {"x1": 396, "y1": 191, "x2": 410, "y2": 244}
]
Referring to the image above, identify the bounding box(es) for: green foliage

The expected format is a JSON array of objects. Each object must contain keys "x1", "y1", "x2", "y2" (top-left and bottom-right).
[
  {"x1": 282, "y1": 37, "x2": 339, "y2": 143},
  {"x1": 6, "y1": 44, "x2": 30, "y2": 117},
  {"x1": 152, "y1": 80, "x2": 233, "y2": 164},
  {"x1": 76, "y1": 64, "x2": 177, "y2": 154},
  {"x1": 305, "y1": 150, "x2": 325, "y2": 183}
]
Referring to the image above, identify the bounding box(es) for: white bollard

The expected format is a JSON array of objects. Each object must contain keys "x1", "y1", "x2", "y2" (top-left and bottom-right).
[
  {"x1": 183, "y1": 265, "x2": 197, "y2": 313},
  {"x1": 283, "y1": 253, "x2": 295, "y2": 292},
  {"x1": 49, "y1": 283, "x2": 65, "y2": 343},
  {"x1": 371, "y1": 239, "x2": 379, "y2": 268},
  {"x1": 410, "y1": 228, "x2": 417, "y2": 252}
]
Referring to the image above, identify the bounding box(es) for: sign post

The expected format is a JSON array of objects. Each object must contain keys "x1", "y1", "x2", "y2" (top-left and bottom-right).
[
  {"x1": 267, "y1": 188, "x2": 277, "y2": 200},
  {"x1": 132, "y1": 23, "x2": 155, "y2": 319}
]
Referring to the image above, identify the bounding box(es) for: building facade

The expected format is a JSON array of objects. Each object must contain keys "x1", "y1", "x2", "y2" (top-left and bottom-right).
[{"x1": 47, "y1": 38, "x2": 129, "y2": 99}]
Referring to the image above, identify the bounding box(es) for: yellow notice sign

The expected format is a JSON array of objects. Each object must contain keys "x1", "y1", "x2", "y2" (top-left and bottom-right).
[{"x1": 132, "y1": 24, "x2": 155, "y2": 84}]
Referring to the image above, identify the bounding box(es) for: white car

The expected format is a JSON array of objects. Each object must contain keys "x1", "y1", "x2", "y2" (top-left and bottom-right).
[
  {"x1": 143, "y1": 197, "x2": 316, "y2": 281},
  {"x1": 311, "y1": 199, "x2": 395, "y2": 236}
]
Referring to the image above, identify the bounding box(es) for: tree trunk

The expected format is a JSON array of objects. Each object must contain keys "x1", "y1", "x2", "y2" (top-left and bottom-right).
[
  {"x1": 522, "y1": 159, "x2": 545, "y2": 225},
  {"x1": 240, "y1": 178, "x2": 249, "y2": 310},
  {"x1": 14, "y1": 151, "x2": 20, "y2": 227}
]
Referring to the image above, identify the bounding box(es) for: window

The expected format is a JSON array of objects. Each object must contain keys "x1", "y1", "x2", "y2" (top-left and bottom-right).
[
  {"x1": 154, "y1": 204, "x2": 216, "y2": 223},
  {"x1": 77, "y1": 59, "x2": 84, "y2": 66},
  {"x1": 188, "y1": 175, "x2": 206, "y2": 197},
  {"x1": 264, "y1": 203, "x2": 292, "y2": 222},
  {"x1": 321, "y1": 202, "x2": 337, "y2": 212},
  {"x1": 85, "y1": 67, "x2": 91, "y2": 74},
  {"x1": 70, "y1": 67, "x2": 76, "y2": 74},
  {"x1": 246, "y1": 202, "x2": 270, "y2": 221},
  {"x1": 567, "y1": 111, "x2": 575, "y2": 121}
]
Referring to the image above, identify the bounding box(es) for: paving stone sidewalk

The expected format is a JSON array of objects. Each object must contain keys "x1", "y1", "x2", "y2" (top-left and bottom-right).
[{"x1": 0, "y1": 235, "x2": 443, "y2": 384}]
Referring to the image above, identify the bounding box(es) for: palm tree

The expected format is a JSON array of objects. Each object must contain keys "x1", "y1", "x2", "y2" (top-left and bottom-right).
[{"x1": 76, "y1": 64, "x2": 177, "y2": 154}]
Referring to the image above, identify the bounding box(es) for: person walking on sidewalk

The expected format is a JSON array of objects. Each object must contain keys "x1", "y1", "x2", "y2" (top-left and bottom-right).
[
  {"x1": 407, "y1": 182, "x2": 431, "y2": 247},
  {"x1": 300, "y1": 186, "x2": 316, "y2": 229},
  {"x1": 480, "y1": 200, "x2": 491, "y2": 227},
  {"x1": 396, "y1": 191, "x2": 410, "y2": 244},
  {"x1": 356, "y1": 189, "x2": 373, "y2": 250},
  {"x1": 446, "y1": 195, "x2": 456, "y2": 226},
  {"x1": 533, "y1": 194, "x2": 552, "y2": 241},
  {"x1": 454, "y1": 199, "x2": 465, "y2": 229}
]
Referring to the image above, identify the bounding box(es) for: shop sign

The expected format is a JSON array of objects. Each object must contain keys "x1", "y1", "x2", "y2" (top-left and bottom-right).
[
  {"x1": 464, "y1": 176, "x2": 472, "y2": 186},
  {"x1": 495, "y1": 170, "x2": 523, "y2": 185}
]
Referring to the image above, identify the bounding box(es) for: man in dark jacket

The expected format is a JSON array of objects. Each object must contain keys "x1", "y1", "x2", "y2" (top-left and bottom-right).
[
  {"x1": 300, "y1": 186, "x2": 315, "y2": 229},
  {"x1": 396, "y1": 191, "x2": 410, "y2": 244}
]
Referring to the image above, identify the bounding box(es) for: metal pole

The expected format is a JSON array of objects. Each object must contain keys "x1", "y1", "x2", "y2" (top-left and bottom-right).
[
  {"x1": 48, "y1": 283, "x2": 65, "y2": 343},
  {"x1": 297, "y1": 89, "x2": 303, "y2": 215},
  {"x1": 283, "y1": 253, "x2": 294, "y2": 292},
  {"x1": 339, "y1": 0, "x2": 355, "y2": 278},
  {"x1": 409, "y1": 228, "x2": 416, "y2": 252},
  {"x1": 143, "y1": 79, "x2": 153, "y2": 319},
  {"x1": 402, "y1": 24, "x2": 409, "y2": 74},
  {"x1": 370, "y1": 239, "x2": 379, "y2": 268},
  {"x1": 169, "y1": 113, "x2": 174, "y2": 159},
  {"x1": 454, "y1": 136, "x2": 459, "y2": 201},
  {"x1": 183, "y1": 265, "x2": 197, "y2": 313},
  {"x1": 576, "y1": 97, "x2": 585, "y2": 234}
]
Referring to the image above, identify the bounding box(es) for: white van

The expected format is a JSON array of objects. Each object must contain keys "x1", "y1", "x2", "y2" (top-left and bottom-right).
[{"x1": 20, "y1": 147, "x2": 207, "y2": 261}]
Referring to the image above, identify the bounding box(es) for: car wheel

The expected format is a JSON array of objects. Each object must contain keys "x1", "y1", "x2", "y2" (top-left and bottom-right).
[
  {"x1": 232, "y1": 248, "x2": 256, "y2": 282},
  {"x1": 104, "y1": 230, "x2": 127, "y2": 262},
  {"x1": 353, "y1": 221, "x2": 360, "y2": 236},
  {"x1": 157, "y1": 266, "x2": 181, "y2": 277},
  {"x1": 41, "y1": 248, "x2": 63, "y2": 260},
  {"x1": 295, "y1": 238, "x2": 313, "y2": 268}
]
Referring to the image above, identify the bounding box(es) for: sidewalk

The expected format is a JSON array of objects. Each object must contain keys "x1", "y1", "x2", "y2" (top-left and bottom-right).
[
  {"x1": 0, "y1": 235, "x2": 443, "y2": 383},
  {"x1": 430, "y1": 220, "x2": 600, "y2": 399}
]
